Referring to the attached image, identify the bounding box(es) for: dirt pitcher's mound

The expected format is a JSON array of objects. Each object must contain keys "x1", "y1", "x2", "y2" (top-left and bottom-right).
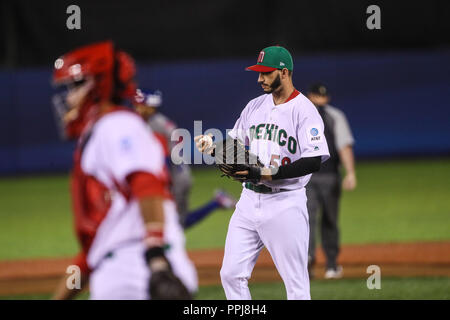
[
  {"x1": 1, "y1": 241, "x2": 449, "y2": 296},
  {"x1": 191, "y1": 241, "x2": 450, "y2": 285}
]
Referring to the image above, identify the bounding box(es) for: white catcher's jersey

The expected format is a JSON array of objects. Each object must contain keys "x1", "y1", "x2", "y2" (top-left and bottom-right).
[
  {"x1": 228, "y1": 92, "x2": 330, "y2": 190},
  {"x1": 77, "y1": 110, "x2": 165, "y2": 270}
]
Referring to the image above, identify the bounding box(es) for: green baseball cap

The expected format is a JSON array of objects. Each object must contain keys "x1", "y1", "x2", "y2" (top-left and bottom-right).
[{"x1": 246, "y1": 46, "x2": 293, "y2": 72}]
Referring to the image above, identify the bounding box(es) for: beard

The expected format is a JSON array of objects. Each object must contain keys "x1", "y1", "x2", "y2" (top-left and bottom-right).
[{"x1": 263, "y1": 74, "x2": 281, "y2": 93}]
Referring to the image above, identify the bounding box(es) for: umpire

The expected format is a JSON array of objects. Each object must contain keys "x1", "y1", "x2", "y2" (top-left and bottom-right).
[{"x1": 306, "y1": 83, "x2": 357, "y2": 279}]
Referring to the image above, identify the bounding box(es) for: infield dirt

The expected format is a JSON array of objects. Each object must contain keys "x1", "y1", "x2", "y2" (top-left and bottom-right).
[{"x1": 1, "y1": 241, "x2": 449, "y2": 295}]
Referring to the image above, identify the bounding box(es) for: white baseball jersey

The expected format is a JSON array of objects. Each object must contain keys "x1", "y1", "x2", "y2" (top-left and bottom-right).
[
  {"x1": 72, "y1": 109, "x2": 165, "y2": 271},
  {"x1": 228, "y1": 91, "x2": 330, "y2": 190}
]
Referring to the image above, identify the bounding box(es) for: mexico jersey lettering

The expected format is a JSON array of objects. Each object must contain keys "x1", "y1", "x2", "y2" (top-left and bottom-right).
[{"x1": 229, "y1": 91, "x2": 330, "y2": 190}]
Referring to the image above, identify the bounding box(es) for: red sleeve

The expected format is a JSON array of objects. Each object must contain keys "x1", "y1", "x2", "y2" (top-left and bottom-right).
[
  {"x1": 126, "y1": 171, "x2": 166, "y2": 199},
  {"x1": 73, "y1": 251, "x2": 91, "y2": 275}
]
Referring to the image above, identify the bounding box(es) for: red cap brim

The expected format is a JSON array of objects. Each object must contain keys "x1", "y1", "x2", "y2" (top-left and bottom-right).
[{"x1": 245, "y1": 64, "x2": 278, "y2": 72}]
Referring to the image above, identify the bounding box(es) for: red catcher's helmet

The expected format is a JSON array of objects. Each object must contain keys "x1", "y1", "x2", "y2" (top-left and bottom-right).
[{"x1": 52, "y1": 41, "x2": 136, "y2": 139}]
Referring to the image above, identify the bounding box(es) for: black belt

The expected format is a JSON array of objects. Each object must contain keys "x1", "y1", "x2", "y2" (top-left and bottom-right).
[{"x1": 244, "y1": 182, "x2": 289, "y2": 194}]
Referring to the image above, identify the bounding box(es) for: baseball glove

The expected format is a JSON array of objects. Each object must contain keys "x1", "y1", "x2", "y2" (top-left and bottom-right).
[
  {"x1": 150, "y1": 269, "x2": 192, "y2": 300},
  {"x1": 214, "y1": 138, "x2": 264, "y2": 183}
]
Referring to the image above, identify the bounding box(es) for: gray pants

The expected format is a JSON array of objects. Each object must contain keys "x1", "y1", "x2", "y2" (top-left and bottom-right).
[
  {"x1": 170, "y1": 164, "x2": 193, "y2": 221},
  {"x1": 306, "y1": 173, "x2": 341, "y2": 269}
]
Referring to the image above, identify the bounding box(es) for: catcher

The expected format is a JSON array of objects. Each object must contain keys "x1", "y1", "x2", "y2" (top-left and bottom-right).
[{"x1": 51, "y1": 41, "x2": 190, "y2": 300}]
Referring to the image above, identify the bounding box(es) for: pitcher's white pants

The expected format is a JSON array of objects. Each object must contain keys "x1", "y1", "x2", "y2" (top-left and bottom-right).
[
  {"x1": 90, "y1": 199, "x2": 198, "y2": 300},
  {"x1": 220, "y1": 187, "x2": 311, "y2": 300}
]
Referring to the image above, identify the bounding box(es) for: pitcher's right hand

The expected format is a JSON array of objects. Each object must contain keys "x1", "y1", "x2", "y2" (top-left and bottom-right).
[{"x1": 194, "y1": 133, "x2": 215, "y2": 154}]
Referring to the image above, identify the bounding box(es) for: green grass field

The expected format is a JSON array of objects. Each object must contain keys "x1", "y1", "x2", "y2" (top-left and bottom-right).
[
  {"x1": 199, "y1": 277, "x2": 450, "y2": 300},
  {"x1": 2, "y1": 277, "x2": 449, "y2": 300},
  {"x1": 0, "y1": 158, "x2": 449, "y2": 299},
  {"x1": 1, "y1": 158, "x2": 449, "y2": 260}
]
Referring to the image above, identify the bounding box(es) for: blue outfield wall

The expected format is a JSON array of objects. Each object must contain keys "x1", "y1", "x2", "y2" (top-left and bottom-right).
[{"x1": 0, "y1": 50, "x2": 449, "y2": 174}]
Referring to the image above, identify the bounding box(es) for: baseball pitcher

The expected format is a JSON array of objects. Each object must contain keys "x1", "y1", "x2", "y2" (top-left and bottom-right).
[{"x1": 196, "y1": 46, "x2": 330, "y2": 300}]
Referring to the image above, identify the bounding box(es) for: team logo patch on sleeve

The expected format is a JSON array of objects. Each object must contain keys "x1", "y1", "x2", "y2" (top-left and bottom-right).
[{"x1": 307, "y1": 126, "x2": 323, "y2": 143}]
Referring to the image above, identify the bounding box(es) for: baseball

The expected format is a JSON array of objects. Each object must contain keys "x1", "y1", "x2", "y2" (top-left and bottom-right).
[{"x1": 200, "y1": 135, "x2": 213, "y2": 148}]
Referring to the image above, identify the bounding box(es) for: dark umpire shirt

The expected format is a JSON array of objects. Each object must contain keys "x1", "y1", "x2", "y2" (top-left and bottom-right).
[{"x1": 315, "y1": 104, "x2": 355, "y2": 175}]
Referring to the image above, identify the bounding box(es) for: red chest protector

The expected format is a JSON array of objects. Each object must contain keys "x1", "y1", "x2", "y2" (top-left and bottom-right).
[
  {"x1": 70, "y1": 107, "x2": 133, "y2": 253},
  {"x1": 70, "y1": 107, "x2": 169, "y2": 272},
  {"x1": 71, "y1": 135, "x2": 113, "y2": 253}
]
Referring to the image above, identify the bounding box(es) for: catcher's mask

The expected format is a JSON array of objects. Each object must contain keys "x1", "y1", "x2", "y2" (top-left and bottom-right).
[{"x1": 52, "y1": 41, "x2": 136, "y2": 139}]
